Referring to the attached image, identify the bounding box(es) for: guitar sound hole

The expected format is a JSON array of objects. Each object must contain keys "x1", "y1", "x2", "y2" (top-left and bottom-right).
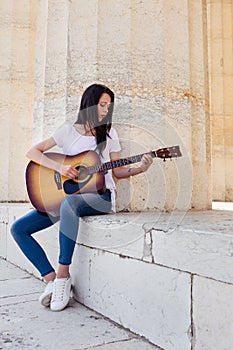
[
  {"x1": 76, "y1": 166, "x2": 89, "y2": 181},
  {"x1": 63, "y1": 165, "x2": 93, "y2": 195}
]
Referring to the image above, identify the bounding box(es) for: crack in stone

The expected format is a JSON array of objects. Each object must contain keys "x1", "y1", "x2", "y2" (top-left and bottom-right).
[
  {"x1": 142, "y1": 221, "x2": 178, "y2": 262},
  {"x1": 189, "y1": 274, "x2": 196, "y2": 349},
  {"x1": 142, "y1": 222, "x2": 173, "y2": 234},
  {"x1": 142, "y1": 226, "x2": 155, "y2": 263},
  {"x1": 81, "y1": 337, "x2": 143, "y2": 350}
]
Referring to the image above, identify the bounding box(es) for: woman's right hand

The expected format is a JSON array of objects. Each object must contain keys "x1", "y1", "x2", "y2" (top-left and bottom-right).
[
  {"x1": 60, "y1": 164, "x2": 79, "y2": 179},
  {"x1": 27, "y1": 137, "x2": 79, "y2": 179}
]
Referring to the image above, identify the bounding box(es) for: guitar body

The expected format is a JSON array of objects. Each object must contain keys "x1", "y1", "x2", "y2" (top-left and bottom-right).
[{"x1": 26, "y1": 151, "x2": 105, "y2": 212}]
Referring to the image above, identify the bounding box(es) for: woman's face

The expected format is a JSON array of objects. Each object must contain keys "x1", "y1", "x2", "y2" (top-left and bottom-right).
[{"x1": 97, "y1": 93, "x2": 112, "y2": 122}]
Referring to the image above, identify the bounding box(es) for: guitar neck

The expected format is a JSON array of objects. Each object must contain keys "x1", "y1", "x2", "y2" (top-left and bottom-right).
[{"x1": 88, "y1": 151, "x2": 157, "y2": 174}]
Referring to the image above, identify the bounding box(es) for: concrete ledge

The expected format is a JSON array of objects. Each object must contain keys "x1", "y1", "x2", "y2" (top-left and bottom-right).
[{"x1": 1, "y1": 204, "x2": 233, "y2": 350}]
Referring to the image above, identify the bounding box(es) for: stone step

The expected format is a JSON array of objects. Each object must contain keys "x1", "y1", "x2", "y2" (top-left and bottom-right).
[{"x1": 1, "y1": 204, "x2": 233, "y2": 350}]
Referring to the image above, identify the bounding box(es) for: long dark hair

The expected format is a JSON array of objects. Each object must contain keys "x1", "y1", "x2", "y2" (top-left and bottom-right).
[{"x1": 75, "y1": 83, "x2": 114, "y2": 154}]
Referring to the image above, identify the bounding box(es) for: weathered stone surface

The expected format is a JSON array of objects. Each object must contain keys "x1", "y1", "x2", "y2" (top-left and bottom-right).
[
  {"x1": 151, "y1": 210, "x2": 233, "y2": 284},
  {"x1": 2, "y1": 204, "x2": 233, "y2": 349},
  {"x1": 72, "y1": 246, "x2": 191, "y2": 350},
  {"x1": 208, "y1": 0, "x2": 233, "y2": 202},
  {"x1": 193, "y1": 276, "x2": 233, "y2": 350},
  {"x1": 0, "y1": 258, "x2": 161, "y2": 350},
  {"x1": 3, "y1": 0, "x2": 233, "y2": 209}
]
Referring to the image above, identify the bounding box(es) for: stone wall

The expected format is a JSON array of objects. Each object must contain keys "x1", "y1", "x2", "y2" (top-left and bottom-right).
[
  {"x1": 0, "y1": 0, "x2": 37, "y2": 201},
  {"x1": 1, "y1": 0, "x2": 232, "y2": 210},
  {"x1": 207, "y1": 0, "x2": 233, "y2": 201}
]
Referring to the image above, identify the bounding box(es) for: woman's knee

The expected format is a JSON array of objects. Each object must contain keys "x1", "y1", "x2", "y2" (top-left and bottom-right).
[
  {"x1": 10, "y1": 215, "x2": 31, "y2": 239},
  {"x1": 10, "y1": 219, "x2": 23, "y2": 240},
  {"x1": 60, "y1": 196, "x2": 80, "y2": 215}
]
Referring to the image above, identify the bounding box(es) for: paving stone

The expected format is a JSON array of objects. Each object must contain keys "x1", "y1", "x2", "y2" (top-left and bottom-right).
[{"x1": 0, "y1": 258, "x2": 161, "y2": 350}]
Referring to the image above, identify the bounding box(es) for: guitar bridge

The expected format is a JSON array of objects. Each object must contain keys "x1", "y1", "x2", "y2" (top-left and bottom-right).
[{"x1": 54, "y1": 171, "x2": 62, "y2": 190}]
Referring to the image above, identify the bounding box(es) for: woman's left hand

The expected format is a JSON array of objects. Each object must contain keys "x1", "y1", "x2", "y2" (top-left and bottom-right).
[{"x1": 140, "y1": 153, "x2": 153, "y2": 172}]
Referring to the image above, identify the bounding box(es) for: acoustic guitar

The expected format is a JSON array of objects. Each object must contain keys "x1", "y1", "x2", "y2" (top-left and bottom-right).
[{"x1": 26, "y1": 145, "x2": 182, "y2": 212}]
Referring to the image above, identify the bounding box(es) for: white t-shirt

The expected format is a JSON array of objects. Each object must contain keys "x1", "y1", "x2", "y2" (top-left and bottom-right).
[{"x1": 52, "y1": 123, "x2": 121, "y2": 211}]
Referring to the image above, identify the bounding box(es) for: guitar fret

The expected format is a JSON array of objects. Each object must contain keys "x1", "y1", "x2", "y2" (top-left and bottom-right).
[
  {"x1": 89, "y1": 165, "x2": 102, "y2": 174},
  {"x1": 107, "y1": 162, "x2": 112, "y2": 170},
  {"x1": 89, "y1": 154, "x2": 148, "y2": 173},
  {"x1": 87, "y1": 147, "x2": 180, "y2": 174}
]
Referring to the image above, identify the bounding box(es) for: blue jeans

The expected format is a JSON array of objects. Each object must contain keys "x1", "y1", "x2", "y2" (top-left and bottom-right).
[{"x1": 11, "y1": 190, "x2": 112, "y2": 277}]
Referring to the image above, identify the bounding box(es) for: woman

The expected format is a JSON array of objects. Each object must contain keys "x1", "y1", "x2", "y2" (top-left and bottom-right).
[{"x1": 11, "y1": 83, "x2": 153, "y2": 312}]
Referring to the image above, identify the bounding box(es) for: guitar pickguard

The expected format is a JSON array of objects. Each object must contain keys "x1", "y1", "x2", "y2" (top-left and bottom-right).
[{"x1": 63, "y1": 175, "x2": 93, "y2": 194}]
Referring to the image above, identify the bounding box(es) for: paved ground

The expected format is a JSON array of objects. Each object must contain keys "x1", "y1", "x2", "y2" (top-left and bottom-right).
[{"x1": 0, "y1": 258, "x2": 161, "y2": 350}]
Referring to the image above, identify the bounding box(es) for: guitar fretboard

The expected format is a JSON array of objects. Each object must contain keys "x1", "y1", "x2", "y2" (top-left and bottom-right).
[{"x1": 87, "y1": 151, "x2": 156, "y2": 174}]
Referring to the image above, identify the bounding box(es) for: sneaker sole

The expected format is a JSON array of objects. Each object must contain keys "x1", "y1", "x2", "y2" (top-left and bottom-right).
[{"x1": 39, "y1": 292, "x2": 52, "y2": 307}]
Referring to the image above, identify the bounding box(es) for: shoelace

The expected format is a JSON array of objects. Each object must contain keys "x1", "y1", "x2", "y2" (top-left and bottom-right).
[{"x1": 52, "y1": 280, "x2": 67, "y2": 301}]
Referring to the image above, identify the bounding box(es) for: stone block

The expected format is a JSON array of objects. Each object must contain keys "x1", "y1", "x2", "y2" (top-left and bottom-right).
[
  {"x1": 78, "y1": 212, "x2": 165, "y2": 262},
  {"x1": 193, "y1": 276, "x2": 233, "y2": 350},
  {"x1": 71, "y1": 246, "x2": 191, "y2": 350},
  {"x1": 152, "y1": 210, "x2": 233, "y2": 284}
]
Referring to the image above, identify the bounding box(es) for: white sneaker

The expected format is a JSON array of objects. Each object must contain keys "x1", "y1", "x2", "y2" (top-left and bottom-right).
[
  {"x1": 39, "y1": 280, "x2": 54, "y2": 307},
  {"x1": 50, "y1": 277, "x2": 72, "y2": 312}
]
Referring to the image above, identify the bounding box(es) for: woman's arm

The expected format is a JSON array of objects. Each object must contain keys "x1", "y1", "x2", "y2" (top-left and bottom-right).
[
  {"x1": 26, "y1": 137, "x2": 78, "y2": 179},
  {"x1": 111, "y1": 151, "x2": 153, "y2": 179}
]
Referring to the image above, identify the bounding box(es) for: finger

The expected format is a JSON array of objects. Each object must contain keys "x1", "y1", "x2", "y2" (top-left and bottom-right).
[
  {"x1": 68, "y1": 166, "x2": 78, "y2": 174},
  {"x1": 71, "y1": 166, "x2": 79, "y2": 174},
  {"x1": 145, "y1": 154, "x2": 153, "y2": 163},
  {"x1": 68, "y1": 172, "x2": 77, "y2": 179},
  {"x1": 70, "y1": 169, "x2": 79, "y2": 178},
  {"x1": 64, "y1": 167, "x2": 78, "y2": 178},
  {"x1": 143, "y1": 155, "x2": 150, "y2": 164}
]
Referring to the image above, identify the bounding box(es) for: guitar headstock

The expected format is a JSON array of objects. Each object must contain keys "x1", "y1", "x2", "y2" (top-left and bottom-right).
[{"x1": 154, "y1": 145, "x2": 182, "y2": 160}]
